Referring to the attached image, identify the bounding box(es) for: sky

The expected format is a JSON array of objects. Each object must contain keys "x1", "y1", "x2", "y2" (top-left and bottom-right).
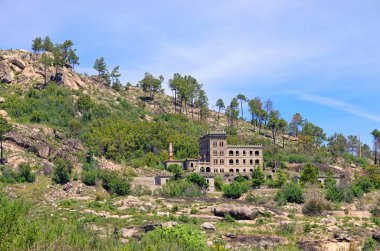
[{"x1": 1, "y1": 0, "x2": 379, "y2": 145}]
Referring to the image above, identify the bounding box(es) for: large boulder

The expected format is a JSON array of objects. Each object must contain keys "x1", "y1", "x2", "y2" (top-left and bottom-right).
[
  {"x1": 0, "y1": 61, "x2": 14, "y2": 83},
  {"x1": 201, "y1": 222, "x2": 216, "y2": 231},
  {"x1": 10, "y1": 57, "x2": 25, "y2": 70},
  {"x1": 373, "y1": 230, "x2": 380, "y2": 242},
  {"x1": 212, "y1": 204, "x2": 262, "y2": 220}
]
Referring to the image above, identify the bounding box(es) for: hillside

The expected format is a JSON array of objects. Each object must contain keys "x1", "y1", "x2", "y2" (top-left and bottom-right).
[{"x1": 1, "y1": 48, "x2": 380, "y2": 251}]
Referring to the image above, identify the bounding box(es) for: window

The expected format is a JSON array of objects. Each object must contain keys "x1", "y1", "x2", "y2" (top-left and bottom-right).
[
  {"x1": 214, "y1": 159, "x2": 218, "y2": 164},
  {"x1": 249, "y1": 151, "x2": 253, "y2": 156},
  {"x1": 243, "y1": 150, "x2": 246, "y2": 156},
  {"x1": 255, "y1": 151, "x2": 260, "y2": 156},
  {"x1": 235, "y1": 150, "x2": 239, "y2": 156},
  {"x1": 236, "y1": 159, "x2": 239, "y2": 165},
  {"x1": 220, "y1": 159, "x2": 224, "y2": 165},
  {"x1": 213, "y1": 150, "x2": 217, "y2": 156},
  {"x1": 243, "y1": 169, "x2": 246, "y2": 173},
  {"x1": 220, "y1": 150, "x2": 224, "y2": 156},
  {"x1": 200, "y1": 167, "x2": 205, "y2": 172},
  {"x1": 250, "y1": 169, "x2": 253, "y2": 172},
  {"x1": 236, "y1": 169, "x2": 239, "y2": 172},
  {"x1": 220, "y1": 142, "x2": 224, "y2": 147},
  {"x1": 213, "y1": 142, "x2": 217, "y2": 147},
  {"x1": 220, "y1": 169, "x2": 224, "y2": 173},
  {"x1": 229, "y1": 150, "x2": 234, "y2": 156},
  {"x1": 229, "y1": 169, "x2": 234, "y2": 173},
  {"x1": 255, "y1": 159, "x2": 260, "y2": 165},
  {"x1": 191, "y1": 163, "x2": 194, "y2": 167},
  {"x1": 229, "y1": 159, "x2": 234, "y2": 165},
  {"x1": 250, "y1": 159, "x2": 253, "y2": 165},
  {"x1": 243, "y1": 159, "x2": 246, "y2": 165}
]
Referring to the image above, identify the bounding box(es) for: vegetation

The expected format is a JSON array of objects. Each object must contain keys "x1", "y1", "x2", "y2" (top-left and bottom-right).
[
  {"x1": 223, "y1": 181, "x2": 249, "y2": 199},
  {"x1": 275, "y1": 182, "x2": 304, "y2": 205}
]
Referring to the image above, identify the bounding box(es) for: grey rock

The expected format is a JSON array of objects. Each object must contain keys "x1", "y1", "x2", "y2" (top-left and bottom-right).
[
  {"x1": 0, "y1": 61, "x2": 14, "y2": 83},
  {"x1": 201, "y1": 222, "x2": 216, "y2": 231},
  {"x1": 10, "y1": 58, "x2": 26, "y2": 70},
  {"x1": 333, "y1": 232, "x2": 351, "y2": 242}
]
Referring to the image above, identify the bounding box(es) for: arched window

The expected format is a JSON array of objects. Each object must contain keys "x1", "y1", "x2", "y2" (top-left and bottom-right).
[
  {"x1": 255, "y1": 159, "x2": 260, "y2": 165},
  {"x1": 250, "y1": 159, "x2": 253, "y2": 165},
  {"x1": 243, "y1": 150, "x2": 246, "y2": 156},
  {"x1": 236, "y1": 159, "x2": 239, "y2": 165},
  {"x1": 206, "y1": 167, "x2": 211, "y2": 172},
  {"x1": 243, "y1": 169, "x2": 246, "y2": 173},
  {"x1": 200, "y1": 167, "x2": 205, "y2": 172},
  {"x1": 235, "y1": 150, "x2": 239, "y2": 156},
  {"x1": 229, "y1": 150, "x2": 234, "y2": 156},
  {"x1": 249, "y1": 151, "x2": 253, "y2": 156},
  {"x1": 255, "y1": 151, "x2": 260, "y2": 156},
  {"x1": 229, "y1": 159, "x2": 234, "y2": 165},
  {"x1": 236, "y1": 169, "x2": 239, "y2": 172},
  {"x1": 229, "y1": 169, "x2": 234, "y2": 173},
  {"x1": 249, "y1": 169, "x2": 253, "y2": 172}
]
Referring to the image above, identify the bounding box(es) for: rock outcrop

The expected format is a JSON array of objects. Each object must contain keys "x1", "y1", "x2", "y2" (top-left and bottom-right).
[
  {"x1": 212, "y1": 204, "x2": 267, "y2": 220},
  {"x1": 4, "y1": 124, "x2": 84, "y2": 162}
]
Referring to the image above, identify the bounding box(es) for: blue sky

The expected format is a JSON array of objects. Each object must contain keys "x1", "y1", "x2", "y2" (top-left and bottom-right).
[{"x1": 1, "y1": 0, "x2": 379, "y2": 145}]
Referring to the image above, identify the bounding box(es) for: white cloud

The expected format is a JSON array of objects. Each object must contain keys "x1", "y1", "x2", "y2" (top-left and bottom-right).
[{"x1": 289, "y1": 91, "x2": 380, "y2": 123}]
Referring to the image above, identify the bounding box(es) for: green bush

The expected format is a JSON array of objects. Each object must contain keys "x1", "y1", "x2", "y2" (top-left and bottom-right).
[
  {"x1": 18, "y1": 163, "x2": 35, "y2": 183},
  {"x1": 81, "y1": 169, "x2": 99, "y2": 186},
  {"x1": 159, "y1": 180, "x2": 202, "y2": 198},
  {"x1": 251, "y1": 168, "x2": 265, "y2": 188},
  {"x1": 287, "y1": 154, "x2": 310, "y2": 163},
  {"x1": 52, "y1": 158, "x2": 73, "y2": 184},
  {"x1": 223, "y1": 213, "x2": 235, "y2": 223},
  {"x1": 100, "y1": 171, "x2": 130, "y2": 196},
  {"x1": 186, "y1": 173, "x2": 208, "y2": 189},
  {"x1": 300, "y1": 163, "x2": 318, "y2": 186},
  {"x1": 223, "y1": 181, "x2": 249, "y2": 199},
  {"x1": 302, "y1": 199, "x2": 331, "y2": 216},
  {"x1": 275, "y1": 182, "x2": 304, "y2": 204},
  {"x1": 126, "y1": 225, "x2": 208, "y2": 251}
]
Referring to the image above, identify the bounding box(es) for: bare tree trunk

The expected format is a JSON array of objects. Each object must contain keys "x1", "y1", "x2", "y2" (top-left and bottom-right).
[{"x1": 0, "y1": 139, "x2": 4, "y2": 164}]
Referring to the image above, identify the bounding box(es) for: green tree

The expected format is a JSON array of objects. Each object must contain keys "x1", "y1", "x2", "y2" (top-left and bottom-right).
[
  {"x1": 195, "y1": 89, "x2": 208, "y2": 123},
  {"x1": 371, "y1": 129, "x2": 380, "y2": 164},
  {"x1": 223, "y1": 181, "x2": 248, "y2": 199},
  {"x1": 42, "y1": 36, "x2": 54, "y2": 52},
  {"x1": 300, "y1": 163, "x2": 319, "y2": 186},
  {"x1": 60, "y1": 40, "x2": 74, "y2": 60},
  {"x1": 267, "y1": 110, "x2": 281, "y2": 144},
  {"x1": 39, "y1": 52, "x2": 53, "y2": 84},
  {"x1": 67, "y1": 48, "x2": 79, "y2": 69},
  {"x1": 31, "y1": 37, "x2": 43, "y2": 54},
  {"x1": 327, "y1": 133, "x2": 348, "y2": 159},
  {"x1": 288, "y1": 113, "x2": 302, "y2": 136},
  {"x1": 226, "y1": 98, "x2": 239, "y2": 128},
  {"x1": 139, "y1": 72, "x2": 163, "y2": 99},
  {"x1": 248, "y1": 97, "x2": 262, "y2": 130},
  {"x1": 251, "y1": 167, "x2": 265, "y2": 188},
  {"x1": 93, "y1": 57, "x2": 107, "y2": 76},
  {"x1": 0, "y1": 118, "x2": 12, "y2": 164},
  {"x1": 52, "y1": 45, "x2": 65, "y2": 76},
  {"x1": 167, "y1": 164, "x2": 183, "y2": 180},
  {"x1": 215, "y1": 98, "x2": 225, "y2": 121},
  {"x1": 18, "y1": 163, "x2": 35, "y2": 183},
  {"x1": 236, "y1": 93, "x2": 247, "y2": 119}
]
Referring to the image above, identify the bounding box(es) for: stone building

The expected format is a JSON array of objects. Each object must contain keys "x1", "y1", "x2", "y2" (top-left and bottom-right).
[{"x1": 167, "y1": 131, "x2": 263, "y2": 175}]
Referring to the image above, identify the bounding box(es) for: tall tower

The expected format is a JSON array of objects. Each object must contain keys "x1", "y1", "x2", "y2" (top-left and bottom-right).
[{"x1": 199, "y1": 131, "x2": 227, "y2": 166}]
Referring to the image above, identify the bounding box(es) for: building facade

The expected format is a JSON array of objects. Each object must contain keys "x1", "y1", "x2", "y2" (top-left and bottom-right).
[{"x1": 183, "y1": 131, "x2": 263, "y2": 175}]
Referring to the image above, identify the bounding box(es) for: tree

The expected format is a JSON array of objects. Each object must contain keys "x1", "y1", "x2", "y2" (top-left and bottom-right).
[
  {"x1": 31, "y1": 37, "x2": 43, "y2": 54},
  {"x1": 327, "y1": 133, "x2": 348, "y2": 159},
  {"x1": 248, "y1": 97, "x2": 262, "y2": 130},
  {"x1": 278, "y1": 118, "x2": 288, "y2": 148},
  {"x1": 347, "y1": 135, "x2": 360, "y2": 156},
  {"x1": 42, "y1": 36, "x2": 54, "y2": 52},
  {"x1": 371, "y1": 129, "x2": 380, "y2": 164},
  {"x1": 196, "y1": 89, "x2": 208, "y2": 123},
  {"x1": 251, "y1": 167, "x2": 265, "y2": 188},
  {"x1": 300, "y1": 163, "x2": 319, "y2": 186},
  {"x1": 0, "y1": 118, "x2": 12, "y2": 164},
  {"x1": 263, "y1": 99, "x2": 273, "y2": 125},
  {"x1": 298, "y1": 120, "x2": 326, "y2": 153},
  {"x1": 110, "y1": 66, "x2": 121, "y2": 88},
  {"x1": 267, "y1": 110, "x2": 280, "y2": 144},
  {"x1": 60, "y1": 40, "x2": 74, "y2": 60},
  {"x1": 93, "y1": 57, "x2": 107, "y2": 76},
  {"x1": 226, "y1": 98, "x2": 239, "y2": 128},
  {"x1": 257, "y1": 109, "x2": 267, "y2": 133},
  {"x1": 215, "y1": 99, "x2": 225, "y2": 121},
  {"x1": 275, "y1": 182, "x2": 304, "y2": 204},
  {"x1": 52, "y1": 45, "x2": 65, "y2": 76},
  {"x1": 67, "y1": 48, "x2": 79, "y2": 69},
  {"x1": 139, "y1": 72, "x2": 163, "y2": 99},
  {"x1": 39, "y1": 52, "x2": 53, "y2": 84},
  {"x1": 236, "y1": 94, "x2": 247, "y2": 119},
  {"x1": 288, "y1": 113, "x2": 302, "y2": 136}
]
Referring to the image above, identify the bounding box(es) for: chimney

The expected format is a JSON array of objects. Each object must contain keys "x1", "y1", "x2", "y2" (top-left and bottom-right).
[{"x1": 169, "y1": 142, "x2": 173, "y2": 161}]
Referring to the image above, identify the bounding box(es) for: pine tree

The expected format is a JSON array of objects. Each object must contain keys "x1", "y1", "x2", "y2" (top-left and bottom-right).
[
  {"x1": 42, "y1": 36, "x2": 54, "y2": 52},
  {"x1": 93, "y1": 57, "x2": 107, "y2": 76},
  {"x1": 215, "y1": 99, "x2": 225, "y2": 121},
  {"x1": 39, "y1": 52, "x2": 53, "y2": 84},
  {"x1": 31, "y1": 37, "x2": 43, "y2": 54}
]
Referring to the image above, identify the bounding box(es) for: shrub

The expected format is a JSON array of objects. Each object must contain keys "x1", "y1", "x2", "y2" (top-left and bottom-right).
[
  {"x1": 17, "y1": 163, "x2": 35, "y2": 182},
  {"x1": 81, "y1": 169, "x2": 99, "y2": 186},
  {"x1": 223, "y1": 181, "x2": 249, "y2": 199},
  {"x1": 214, "y1": 174, "x2": 224, "y2": 191},
  {"x1": 267, "y1": 169, "x2": 288, "y2": 188},
  {"x1": 178, "y1": 214, "x2": 189, "y2": 223},
  {"x1": 275, "y1": 182, "x2": 304, "y2": 204},
  {"x1": 302, "y1": 199, "x2": 331, "y2": 216},
  {"x1": 186, "y1": 173, "x2": 208, "y2": 189},
  {"x1": 130, "y1": 158, "x2": 145, "y2": 168},
  {"x1": 371, "y1": 207, "x2": 380, "y2": 217},
  {"x1": 251, "y1": 168, "x2": 265, "y2": 188},
  {"x1": 126, "y1": 225, "x2": 208, "y2": 251},
  {"x1": 100, "y1": 171, "x2": 130, "y2": 196},
  {"x1": 300, "y1": 163, "x2": 319, "y2": 186},
  {"x1": 159, "y1": 180, "x2": 202, "y2": 198},
  {"x1": 52, "y1": 158, "x2": 73, "y2": 184},
  {"x1": 223, "y1": 213, "x2": 235, "y2": 223},
  {"x1": 325, "y1": 186, "x2": 344, "y2": 202},
  {"x1": 287, "y1": 154, "x2": 310, "y2": 163}
]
